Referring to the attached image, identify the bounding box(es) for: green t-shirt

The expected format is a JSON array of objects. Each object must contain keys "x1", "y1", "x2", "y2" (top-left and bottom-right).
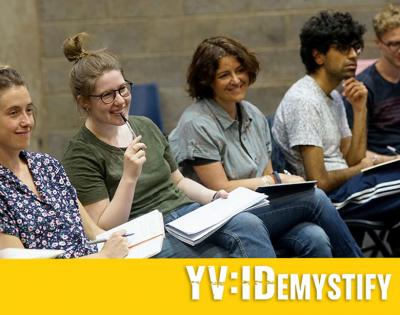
[{"x1": 62, "y1": 116, "x2": 192, "y2": 219}]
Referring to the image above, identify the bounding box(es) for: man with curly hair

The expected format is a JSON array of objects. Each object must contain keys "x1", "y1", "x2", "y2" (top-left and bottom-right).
[
  {"x1": 272, "y1": 11, "x2": 400, "y2": 255},
  {"x1": 344, "y1": 4, "x2": 400, "y2": 164}
]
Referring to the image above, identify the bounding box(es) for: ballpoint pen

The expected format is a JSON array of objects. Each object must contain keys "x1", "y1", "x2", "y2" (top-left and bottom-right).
[
  {"x1": 120, "y1": 113, "x2": 137, "y2": 138},
  {"x1": 386, "y1": 145, "x2": 399, "y2": 155},
  {"x1": 88, "y1": 232, "x2": 135, "y2": 245},
  {"x1": 283, "y1": 169, "x2": 292, "y2": 175}
]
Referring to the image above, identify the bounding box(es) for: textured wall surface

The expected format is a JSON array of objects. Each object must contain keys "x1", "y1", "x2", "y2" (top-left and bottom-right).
[
  {"x1": 0, "y1": 0, "x2": 393, "y2": 158},
  {"x1": 0, "y1": 0, "x2": 43, "y2": 151}
]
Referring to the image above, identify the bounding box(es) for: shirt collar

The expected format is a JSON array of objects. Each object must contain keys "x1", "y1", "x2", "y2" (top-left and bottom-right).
[
  {"x1": 203, "y1": 99, "x2": 253, "y2": 130},
  {"x1": 305, "y1": 75, "x2": 336, "y2": 103},
  {"x1": 0, "y1": 150, "x2": 29, "y2": 175}
]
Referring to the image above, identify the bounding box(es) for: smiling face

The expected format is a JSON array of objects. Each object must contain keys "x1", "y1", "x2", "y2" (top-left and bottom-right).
[
  {"x1": 211, "y1": 55, "x2": 249, "y2": 108},
  {"x1": 84, "y1": 70, "x2": 131, "y2": 127},
  {"x1": 0, "y1": 85, "x2": 34, "y2": 155}
]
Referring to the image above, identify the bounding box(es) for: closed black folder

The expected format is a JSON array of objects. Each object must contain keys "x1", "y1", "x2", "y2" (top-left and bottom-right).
[{"x1": 256, "y1": 180, "x2": 317, "y2": 199}]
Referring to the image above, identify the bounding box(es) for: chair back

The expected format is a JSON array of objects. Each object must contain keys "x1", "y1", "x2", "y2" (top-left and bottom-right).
[
  {"x1": 266, "y1": 115, "x2": 292, "y2": 173},
  {"x1": 129, "y1": 82, "x2": 164, "y2": 131}
]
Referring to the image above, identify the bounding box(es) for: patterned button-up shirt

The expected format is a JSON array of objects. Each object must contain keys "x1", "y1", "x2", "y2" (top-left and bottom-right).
[{"x1": 0, "y1": 151, "x2": 96, "y2": 258}]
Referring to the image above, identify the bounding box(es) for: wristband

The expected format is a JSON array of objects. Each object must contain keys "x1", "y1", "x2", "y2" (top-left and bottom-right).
[
  {"x1": 212, "y1": 191, "x2": 219, "y2": 201},
  {"x1": 271, "y1": 171, "x2": 282, "y2": 184}
]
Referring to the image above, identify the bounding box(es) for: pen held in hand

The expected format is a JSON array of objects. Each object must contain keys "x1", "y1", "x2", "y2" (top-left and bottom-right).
[
  {"x1": 120, "y1": 113, "x2": 137, "y2": 138},
  {"x1": 87, "y1": 232, "x2": 135, "y2": 245}
]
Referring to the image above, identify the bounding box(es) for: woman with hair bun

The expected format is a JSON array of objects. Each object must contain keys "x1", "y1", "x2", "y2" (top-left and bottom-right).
[{"x1": 61, "y1": 33, "x2": 277, "y2": 258}]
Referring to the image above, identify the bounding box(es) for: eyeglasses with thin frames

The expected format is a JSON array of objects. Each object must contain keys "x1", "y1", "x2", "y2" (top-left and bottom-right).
[
  {"x1": 88, "y1": 81, "x2": 133, "y2": 104},
  {"x1": 379, "y1": 38, "x2": 400, "y2": 53}
]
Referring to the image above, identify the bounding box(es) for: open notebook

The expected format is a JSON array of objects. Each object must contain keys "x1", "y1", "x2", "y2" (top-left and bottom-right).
[
  {"x1": 165, "y1": 187, "x2": 268, "y2": 246},
  {"x1": 0, "y1": 248, "x2": 65, "y2": 259},
  {"x1": 96, "y1": 210, "x2": 165, "y2": 258}
]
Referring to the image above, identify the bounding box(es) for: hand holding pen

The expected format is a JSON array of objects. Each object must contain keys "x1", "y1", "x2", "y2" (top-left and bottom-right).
[
  {"x1": 94, "y1": 231, "x2": 131, "y2": 258},
  {"x1": 123, "y1": 135, "x2": 147, "y2": 180},
  {"x1": 88, "y1": 231, "x2": 135, "y2": 245},
  {"x1": 120, "y1": 113, "x2": 137, "y2": 138},
  {"x1": 119, "y1": 113, "x2": 147, "y2": 179},
  {"x1": 279, "y1": 169, "x2": 305, "y2": 183}
]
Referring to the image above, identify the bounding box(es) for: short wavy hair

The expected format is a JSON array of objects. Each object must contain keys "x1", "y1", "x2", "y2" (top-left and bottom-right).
[
  {"x1": 300, "y1": 11, "x2": 366, "y2": 74},
  {"x1": 373, "y1": 4, "x2": 400, "y2": 38},
  {"x1": 187, "y1": 36, "x2": 259, "y2": 99}
]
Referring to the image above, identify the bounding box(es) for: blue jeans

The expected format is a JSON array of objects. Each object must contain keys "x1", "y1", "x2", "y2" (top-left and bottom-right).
[
  {"x1": 249, "y1": 188, "x2": 363, "y2": 257},
  {"x1": 160, "y1": 187, "x2": 361, "y2": 258},
  {"x1": 162, "y1": 203, "x2": 272, "y2": 258}
]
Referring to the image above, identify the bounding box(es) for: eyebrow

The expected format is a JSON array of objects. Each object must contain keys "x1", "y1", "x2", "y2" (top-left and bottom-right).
[
  {"x1": 216, "y1": 65, "x2": 243, "y2": 76},
  {"x1": 97, "y1": 83, "x2": 127, "y2": 94}
]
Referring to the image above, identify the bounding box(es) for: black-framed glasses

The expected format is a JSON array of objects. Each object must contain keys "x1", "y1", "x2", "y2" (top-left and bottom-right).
[
  {"x1": 334, "y1": 45, "x2": 362, "y2": 56},
  {"x1": 379, "y1": 38, "x2": 400, "y2": 53},
  {"x1": 88, "y1": 81, "x2": 133, "y2": 104},
  {"x1": 332, "y1": 42, "x2": 363, "y2": 56}
]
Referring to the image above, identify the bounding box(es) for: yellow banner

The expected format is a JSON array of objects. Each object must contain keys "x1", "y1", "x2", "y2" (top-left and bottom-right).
[{"x1": 1, "y1": 258, "x2": 399, "y2": 314}]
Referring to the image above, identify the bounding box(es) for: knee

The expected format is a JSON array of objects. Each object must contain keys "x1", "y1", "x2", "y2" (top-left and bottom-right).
[
  {"x1": 294, "y1": 223, "x2": 332, "y2": 258},
  {"x1": 314, "y1": 188, "x2": 334, "y2": 206},
  {"x1": 229, "y1": 212, "x2": 268, "y2": 233},
  {"x1": 309, "y1": 188, "x2": 337, "y2": 214}
]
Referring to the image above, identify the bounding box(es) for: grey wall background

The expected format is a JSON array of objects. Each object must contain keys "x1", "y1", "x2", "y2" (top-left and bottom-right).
[{"x1": 0, "y1": 0, "x2": 394, "y2": 159}]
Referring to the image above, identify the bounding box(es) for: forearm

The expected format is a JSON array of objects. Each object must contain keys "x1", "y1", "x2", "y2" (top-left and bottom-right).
[
  {"x1": 346, "y1": 108, "x2": 367, "y2": 165},
  {"x1": 312, "y1": 165, "x2": 362, "y2": 192},
  {"x1": 210, "y1": 176, "x2": 275, "y2": 192},
  {"x1": 78, "y1": 201, "x2": 104, "y2": 240},
  {"x1": 175, "y1": 177, "x2": 218, "y2": 204},
  {"x1": 97, "y1": 176, "x2": 137, "y2": 229}
]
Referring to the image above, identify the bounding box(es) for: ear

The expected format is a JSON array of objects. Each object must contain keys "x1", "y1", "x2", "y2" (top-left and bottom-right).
[
  {"x1": 77, "y1": 95, "x2": 90, "y2": 111},
  {"x1": 312, "y1": 48, "x2": 325, "y2": 66}
]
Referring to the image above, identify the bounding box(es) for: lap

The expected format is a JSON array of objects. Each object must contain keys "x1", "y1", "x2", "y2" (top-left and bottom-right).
[{"x1": 248, "y1": 188, "x2": 331, "y2": 239}]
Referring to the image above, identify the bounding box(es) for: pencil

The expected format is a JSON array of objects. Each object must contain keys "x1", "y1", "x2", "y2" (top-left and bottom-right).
[{"x1": 387, "y1": 145, "x2": 399, "y2": 155}]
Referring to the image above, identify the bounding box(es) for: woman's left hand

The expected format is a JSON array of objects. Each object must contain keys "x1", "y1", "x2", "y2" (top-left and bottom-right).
[
  {"x1": 210, "y1": 189, "x2": 229, "y2": 202},
  {"x1": 279, "y1": 174, "x2": 305, "y2": 184}
]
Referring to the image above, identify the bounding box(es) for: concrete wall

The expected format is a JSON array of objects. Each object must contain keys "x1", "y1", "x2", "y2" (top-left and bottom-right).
[
  {"x1": 0, "y1": 0, "x2": 43, "y2": 151},
  {"x1": 1, "y1": 0, "x2": 394, "y2": 159}
]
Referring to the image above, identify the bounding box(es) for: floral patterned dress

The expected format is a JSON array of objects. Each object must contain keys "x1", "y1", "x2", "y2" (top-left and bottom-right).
[{"x1": 0, "y1": 151, "x2": 97, "y2": 258}]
